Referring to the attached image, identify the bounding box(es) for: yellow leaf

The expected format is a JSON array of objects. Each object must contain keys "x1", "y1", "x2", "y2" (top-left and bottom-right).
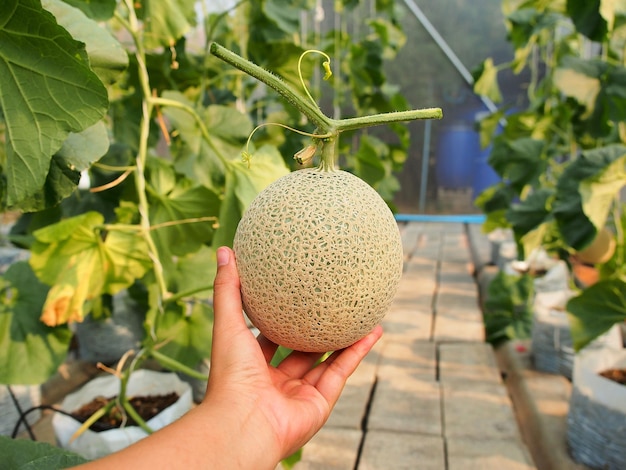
[{"x1": 40, "y1": 284, "x2": 83, "y2": 326}]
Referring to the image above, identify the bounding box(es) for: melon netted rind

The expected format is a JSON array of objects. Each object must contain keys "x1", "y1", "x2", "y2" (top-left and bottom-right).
[{"x1": 233, "y1": 168, "x2": 403, "y2": 352}]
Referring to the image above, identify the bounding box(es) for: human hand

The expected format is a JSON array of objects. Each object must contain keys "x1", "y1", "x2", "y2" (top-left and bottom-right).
[
  {"x1": 204, "y1": 246, "x2": 383, "y2": 464},
  {"x1": 73, "y1": 246, "x2": 381, "y2": 470}
]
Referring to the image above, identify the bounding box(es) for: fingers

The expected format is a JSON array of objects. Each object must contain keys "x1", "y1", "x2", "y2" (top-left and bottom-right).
[
  {"x1": 276, "y1": 350, "x2": 326, "y2": 378},
  {"x1": 307, "y1": 325, "x2": 382, "y2": 406}
]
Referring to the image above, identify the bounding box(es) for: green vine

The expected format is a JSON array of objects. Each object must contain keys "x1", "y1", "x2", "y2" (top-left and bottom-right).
[{"x1": 210, "y1": 42, "x2": 443, "y2": 168}]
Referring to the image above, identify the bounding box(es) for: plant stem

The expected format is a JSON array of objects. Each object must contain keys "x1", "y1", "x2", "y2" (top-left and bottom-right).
[
  {"x1": 319, "y1": 138, "x2": 338, "y2": 171},
  {"x1": 122, "y1": 398, "x2": 154, "y2": 435},
  {"x1": 150, "y1": 349, "x2": 209, "y2": 381},
  {"x1": 164, "y1": 285, "x2": 213, "y2": 304},
  {"x1": 122, "y1": 0, "x2": 169, "y2": 302},
  {"x1": 334, "y1": 109, "x2": 443, "y2": 131},
  {"x1": 210, "y1": 43, "x2": 334, "y2": 131},
  {"x1": 70, "y1": 400, "x2": 117, "y2": 442},
  {"x1": 209, "y1": 42, "x2": 443, "y2": 140}
]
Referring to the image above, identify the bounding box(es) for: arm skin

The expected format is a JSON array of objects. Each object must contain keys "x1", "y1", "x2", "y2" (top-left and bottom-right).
[{"x1": 74, "y1": 246, "x2": 382, "y2": 469}]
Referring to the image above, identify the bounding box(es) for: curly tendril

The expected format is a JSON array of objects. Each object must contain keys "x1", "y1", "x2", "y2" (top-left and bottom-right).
[{"x1": 298, "y1": 49, "x2": 333, "y2": 110}]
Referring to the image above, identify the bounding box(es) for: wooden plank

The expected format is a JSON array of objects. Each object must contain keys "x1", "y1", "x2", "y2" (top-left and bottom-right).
[
  {"x1": 367, "y1": 341, "x2": 441, "y2": 435},
  {"x1": 435, "y1": 283, "x2": 481, "y2": 315},
  {"x1": 381, "y1": 308, "x2": 433, "y2": 342},
  {"x1": 291, "y1": 428, "x2": 363, "y2": 470},
  {"x1": 438, "y1": 343, "x2": 501, "y2": 384},
  {"x1": 447, "y1": 437, "x2": 536, "y2": 470},
  {"x1": 358, "y1": 431, "x2": 445, "y2": 470},
  {"x1": 399, "y1": 222, "x2": 422, "y2": 260},
  {"x1": 433, "y1": 277, "x2": 484, "y2": 342},
  {"x1": 439, "y1": 343, "x2": 524, "y2": 442},
  {"x1": 466, "y1": 223, "x2": 494, "y2": 270},
  {"x1": 326, "y1": 342, "x2": 381, "y2": 429},
  {"x1": 438, "y1": 261, "x2": 475, "y2": 284},
  {"x1": 441, "y1": 379, "x2": 521, "y2": 440}
]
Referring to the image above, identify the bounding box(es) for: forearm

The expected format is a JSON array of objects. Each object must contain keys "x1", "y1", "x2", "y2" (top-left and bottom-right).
[{"x1": 73, "y1": 400, "x2": 282, "y2": 470}]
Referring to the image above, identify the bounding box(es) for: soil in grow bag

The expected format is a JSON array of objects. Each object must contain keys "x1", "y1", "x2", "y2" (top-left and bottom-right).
[
  {"x1": 599, "y1": 368, "x2": 626, "y2": 386},
  {"x1": 71, "y1": 392, "x2": 180, "y2": 431}
]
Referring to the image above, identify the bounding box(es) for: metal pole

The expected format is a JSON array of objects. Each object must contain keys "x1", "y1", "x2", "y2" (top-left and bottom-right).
[
  {"x1": 401, "y1": 0, "x2": 499, "y2": 114},
  {"x1": 418, "y1": 119, "x2": 432, "y2": 213}
]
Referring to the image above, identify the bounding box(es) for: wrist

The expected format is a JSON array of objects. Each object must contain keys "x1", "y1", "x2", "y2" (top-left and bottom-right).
[{"x1": 195, "y1": 395, "x2": 283, "y2": 469}]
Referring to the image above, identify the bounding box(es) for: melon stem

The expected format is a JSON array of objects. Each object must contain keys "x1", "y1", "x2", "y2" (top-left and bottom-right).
[
  {"x1": 209, "y1": 42, "x2": 443, "y2": 137},
  {"x1": 319, "y1": 138, "x2": 338, "y2": 171}
]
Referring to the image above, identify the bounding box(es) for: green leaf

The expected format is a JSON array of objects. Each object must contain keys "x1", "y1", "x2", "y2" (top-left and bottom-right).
[
  {"x1": 281, "y1": 448, "x2": 303, "y2": 470},
  {"x1": 473, "y1": 58, "x2": 503, "y2": 104},
  {"x1": 567, "y1": 0, "x2": 608, "y2": 41},
  {"x1": 354, "y1": 135, "x2": 388, "y2": 187},
  {"x1": 162, "y1": 92, "x2": 253, "y2": 190},
  {"x1": 519, "y1": 221, "x2": 552, "y2": 260},
  {"x1": 599, "y1": 0, "x2": 626, "y2": 32},
  {"x1": 475, "y1": 183, "x2": 515, "y2": 213},
  {"x1": 506, "y1": 188, "x2": 554, "y2": 238},
  {"x1": 146, "y1": 290, "x2": 213, "y2": 368},
  {"x1": 553, "y1": 145, "x2": 626, "y2": 250},
  {"x1": 29, "y1": 212, "x2": 152, "y2": 325},
  {"x1": 15, "y1": 154, "x2": 81, "y2": 212},
  {"x1": 263, "y1": 0, "x2": 312, "y2": 35},
  {"x1": 349, "y1": 40, "x2": 385, "y2": 94},
  {"x1": 366, "y1": 18, "x2": 406, "y2": 59},
  {"x1": 554, "y1": 61, "x2": 601, "y2": 119},
  {"x1": 170, "y1": 245, "x2": 216, "y2": 299},
  {"x1": 507, "y1": 8, "x2": 561, "y2": 48},
  {"x1": 567, "y1": 278, "x2": 626, "y2": 351},
  {"x1": 61, "y1": 0, "x2": 116, "y2": 21},
  {"x1": 56, "y1": 122, "x2": 109, "y2": 168},
  {"x1": 579, "y1": 152, "x2": 626, "y2": 230},
  {"x1": 488, "y1": 137, "x2": 545, "y2": 191},
  {"x1": 136, "y1": 0, "x2": 196, "y2": 49},
  {"x1": 477, "y1": 110, "x2": 504, "y2": 149},
  {"x1": 213, "y1": 145, "x2": 290, "y2": 248},
  {"x1": 42, "y1": 0, "x2": 128, "y2": 84},
  {"x1": 555, "y1": 56, "x2": 626, "y2": 130},
  {"x1": 483, "y1": 271, "x2": 534, "y2": 346},
  {"x1": 146, "y1": 158, "x2": 221, "y2": 257},
  {"x1": 0, "y1": 435, "x2": 88, "y2": 468},
  {"x1": 0, "y1": 261, "x2": 72, "y2": 385},
  {"x1": 0, "y1": 0, "x2": 108, "y2": 208}
]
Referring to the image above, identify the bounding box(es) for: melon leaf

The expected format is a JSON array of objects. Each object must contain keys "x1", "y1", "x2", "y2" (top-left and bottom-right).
[
  {"x1": 0, "y1": 436, "x2": 88, "y2": 468},
  {"x1": 29, "y1": 212, "x2": 152, "y2": 325},
  {"x1": 213, "y1": 146, "x2": 289, "y2": 248},
  {"x1": 567, "y1": 279, "x2": 626, "y2": 351},
  {"x1": 144, "y1": 285, "x2": 214, "y2": 369},
  {"x1": 0, "y1": 0, "x2": 109, "y2": 208},
  {"x1": 0, "y1": 262, "x2": 72, "y2": 385}
]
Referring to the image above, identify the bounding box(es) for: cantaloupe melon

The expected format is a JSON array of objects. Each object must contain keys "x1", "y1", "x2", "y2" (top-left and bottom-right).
[{"x1": 233, "y1": 168, "x2": 403, "y2": 352}]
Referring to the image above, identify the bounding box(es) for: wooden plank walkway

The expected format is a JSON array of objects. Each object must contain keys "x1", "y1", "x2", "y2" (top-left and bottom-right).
[{"x1": 292, "y1": 222, "x2": 535, "y2": 470}]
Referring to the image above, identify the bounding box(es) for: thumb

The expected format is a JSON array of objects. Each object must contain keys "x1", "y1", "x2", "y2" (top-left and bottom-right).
[{"x1": 212, "y1": 247, "x2": 246, "y2": 338}]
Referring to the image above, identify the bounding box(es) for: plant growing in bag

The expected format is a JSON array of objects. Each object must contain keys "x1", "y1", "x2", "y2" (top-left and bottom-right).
[{"x1": 472, "y1": 0, "x2": 626, "y2": 351}]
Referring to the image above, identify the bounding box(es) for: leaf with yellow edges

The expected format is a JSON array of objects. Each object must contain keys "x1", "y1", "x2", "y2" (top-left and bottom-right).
[{"x1": 30, "y1": 212, "x2": 152, "y2": 326}]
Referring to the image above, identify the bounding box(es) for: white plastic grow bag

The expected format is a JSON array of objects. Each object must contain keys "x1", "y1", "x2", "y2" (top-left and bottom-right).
[
  {"x1": 567, "y1": 347, "x2": 626, "y2": 470},
  {"x1": 53, "y1": 369, "x2": 192, "y2": 460}
]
